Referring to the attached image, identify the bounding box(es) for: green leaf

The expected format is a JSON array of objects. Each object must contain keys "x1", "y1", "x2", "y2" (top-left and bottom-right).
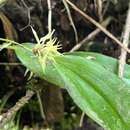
[
  {"x1": 14, "y1": 43, "x2": 64, "y2": 87},
  {"x1": 66, "y1": 52, "x2": 130, "y2": 85},
  {"x1": 54, "y1": 55, "x2": 130, "y2": 130},
  {"x1": 14, "y1": 43, "x2": 130, "y2": 130}
]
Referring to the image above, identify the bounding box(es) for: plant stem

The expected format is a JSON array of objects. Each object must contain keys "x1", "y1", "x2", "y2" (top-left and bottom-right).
[
  {"x1": 36, "y1": 91, "x2": 45, "y2": 120},
  {"x1": 118, "y1": 3, "x2": 130, "y2": 78},
  {"x1": 62, "y1": 0, "x2": 78, "y2": 43},
  {"x1": 0, "y1": 62, "x2": 22, "y2": 66},
  {"x1": 47, "y1": 0, "x2": 52, "y2": 34}
]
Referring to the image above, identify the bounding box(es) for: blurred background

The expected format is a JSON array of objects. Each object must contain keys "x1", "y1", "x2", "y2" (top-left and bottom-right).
[{"x1": 0, "y1": 0, "x2": 129, "y2": 130}]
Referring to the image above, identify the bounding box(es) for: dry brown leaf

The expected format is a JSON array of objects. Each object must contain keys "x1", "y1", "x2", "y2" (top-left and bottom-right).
[{"x1": 0, "y1": 11, "x2": 17, "y2": 40}]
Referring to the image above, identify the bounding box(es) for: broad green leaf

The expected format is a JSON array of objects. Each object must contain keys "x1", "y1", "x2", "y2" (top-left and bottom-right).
[
  {"x1": 14, "y1": 43, "x2": 130, "y2": 130},
  {"x1": 54, "y1": 55, "x2": 130, "y2": 130},
  {"x1": 65, "y1": 51, "x2": 130, "y2": 79},
  {"x1": 66, "y1": 52, "x2": 130, "y2": 85}
]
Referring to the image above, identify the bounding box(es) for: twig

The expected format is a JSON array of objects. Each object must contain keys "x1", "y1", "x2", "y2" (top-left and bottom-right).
[
  {"x1": 70, "y1": 17, "x2": 112, "y2": 52},
  {"x1": 79, "y1": 112, "x2": 85, "y2": 127},
  {"x1": 36, "y1": 91, "x2": 45, "y2": 120},
  {"x1": 0, "y1": 90, "x2": 34, "y2": 128},
  {"x1": 102, "y1": 1, "x2": 110, "y2": 18},
  {"x1": 0, "y1": 62, "x2": 22, "y2": 66},
  {"x1": 47, "y1": 0, "x2": 52, "y2": 34},
  {"x1": 118, "y1": 3, "x2": 130, "y2": 78},
  {"x1": 95, "y1": 0, "x2": 103, "y2": 21},
  {"x1": 65, "y1": 0, "x2": 130, "y2": 53},
  {"x1": 20, "y1": 0, "x2": 31, "y2": 31},
  {"x1": 62, "y1": 0, "x2": 78, "y2": 43}
]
